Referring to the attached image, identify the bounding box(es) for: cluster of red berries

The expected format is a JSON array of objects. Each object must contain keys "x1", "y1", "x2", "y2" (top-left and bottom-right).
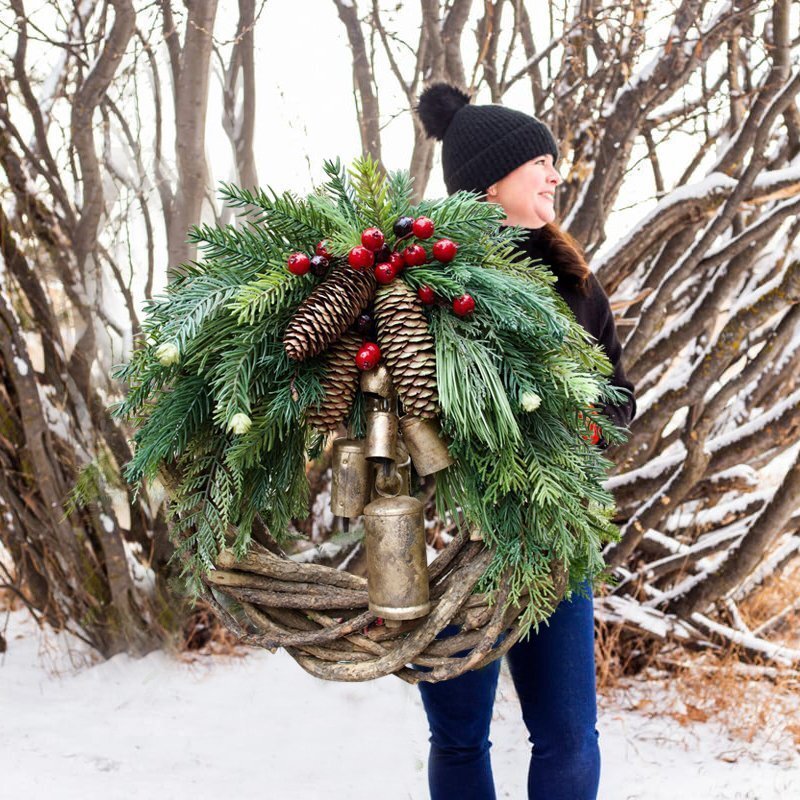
[
  {"x1": 346, "y1": 216, "x2": 460, "y2": 286},
  {"x1": 416, "y1": 285, "x2": 475, "y2": 317},
  {"x1": 286, "y1": 240, "x2": 334, "y2": 277}
]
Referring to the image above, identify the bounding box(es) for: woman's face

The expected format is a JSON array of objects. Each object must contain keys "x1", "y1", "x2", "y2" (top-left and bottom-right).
[{"x1": 487, "y1": 154, "x2": 563, "y2": 228}]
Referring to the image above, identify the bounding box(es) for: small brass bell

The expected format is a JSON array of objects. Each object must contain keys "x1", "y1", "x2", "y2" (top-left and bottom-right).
[
  {"x1": 399, "y1": 415, "x2": 454, "y2": 476},
  {"x1": 370, "y1": 437, "x2": 411, "y2": 501},
  {"x1": 365, "y1": 396, "x2": 399, "y2": 463},
  {"x1": 363, "y1": 494, "x2": 430, "y2": 621},
  {"x1": 330, "y1": 438, "x2": 372, "y2": 520},
  {"x1": 360, "y1": 364, "x2": 394, "y2": 398}
]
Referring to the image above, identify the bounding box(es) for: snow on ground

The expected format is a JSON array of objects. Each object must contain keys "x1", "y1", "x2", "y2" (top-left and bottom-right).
[{"x1": 1, "y1": 609, "x2": 798, "y2": 800}]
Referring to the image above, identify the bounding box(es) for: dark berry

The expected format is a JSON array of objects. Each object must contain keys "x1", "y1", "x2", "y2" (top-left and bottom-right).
[
  {"x1": 355, "y1": 313, "x2": 374, "y2": 334},
  {"x1": 374, "y1": 244, "x2": 391, "y2": 263},
  {"x1": 393, "y1": 216, "x2": 415, "y2": 238},
  {"x1": 309, "y1": 255, "x2": 330, "y2": 276}
]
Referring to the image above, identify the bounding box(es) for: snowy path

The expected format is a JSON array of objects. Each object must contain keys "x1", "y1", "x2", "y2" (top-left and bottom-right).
[{"x1": 1, "y1": 609, "x2": 797, "y2": 800}]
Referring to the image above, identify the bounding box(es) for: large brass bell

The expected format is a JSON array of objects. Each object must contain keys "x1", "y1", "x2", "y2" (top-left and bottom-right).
[
  {"x1": 399, "y1": 415, "x2": 454, "y2": 476},
  {"x1": 363, "y1": 494, "x2": 430, "y2": 621},
  {"x1": 330, "y1": 438, "x2": 371, "y2": 529}
]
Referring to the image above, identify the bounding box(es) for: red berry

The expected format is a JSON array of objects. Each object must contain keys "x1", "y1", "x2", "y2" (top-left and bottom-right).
[
  {"x1": 315, "y1": 239, "x2": 333, "y2": 260},
  {"x1": 356, "y1": 342, "x2": 381, "y2": 371},
  {"x1": 452, "y1": 294, "x2": 475, "y2": 316},
  {"x1": 361, "y1": 227, "x2": 385, "y2": 251},
  {"x1": 389, "y1": 252, "x2": 404, "y2": 272},
  {"x1": 412, "y1": 216, "x2": 435, "y2": 239},
  {"x1": 348, "y1": 246, "x2": 374, "y2": 270},
  {"x1": 374, "y1": 262, "x2": 398, "y2": 284},
  {"x1": 287, "y1": 252, "x2": 310, "y2": 275},
  {"x1": 402, "y1": 244, "x2": 427, "y2": 267},
  {"x1": 417, "y1": 285, "x2": 435, "y2": 305},
  {"x1": 432, "y1": 238, "x2": 458, "y2": 262}
]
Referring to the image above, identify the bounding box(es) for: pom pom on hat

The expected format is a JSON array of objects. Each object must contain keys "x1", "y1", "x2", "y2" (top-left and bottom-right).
[{"x1": 415, "y1": 82, "x2": 471, "y2": 141}]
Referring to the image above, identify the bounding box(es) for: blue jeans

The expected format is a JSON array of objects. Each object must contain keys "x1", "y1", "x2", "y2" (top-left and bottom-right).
[{"x1": 417, "y1": 581, "x2": 600, "y2": 799}]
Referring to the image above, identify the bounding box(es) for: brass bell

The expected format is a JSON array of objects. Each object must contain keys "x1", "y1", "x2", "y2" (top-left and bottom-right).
[
  {"x1": 360, "y1": 364, "x2": 394, "y2": 398},
  {"x1": 365, "y1": 396, "x2": 399, "y2": 463},
  {"x1": 399, "y1": 415, "x2": 454, "y2": 476},
  {"x1": 330, "y1": 438, "x2": 372, "y2": 520},
  {"x1": 370, "y1": 437, "x2": 411, "y2": 501},
  {"x1": 363, "y1": 494, "x2": 431, "y2": 621}
]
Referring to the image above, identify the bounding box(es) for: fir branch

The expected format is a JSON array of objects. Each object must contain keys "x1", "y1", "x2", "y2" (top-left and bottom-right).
[
  {"x1": 227, "y1": 268, "x2": 313, "y2": 326},
  {"x1": 217, "y1": 182, "x2": 329, "y2": 251},
  {"x1": 123, "y1": 374, "x2": 211, "y2": 489},
  {"x1": 431, "y1": 309, "x2": 521, "y2": 451},
  {"x1": 348, "y1": 154, "x2": 391, "y2": 231},
  {"x1": 320, "y1": 156, "x2": 360, "y2": 227},
  {"x1": 186, "y1": 221, "x2": 283, "y2": 274}
]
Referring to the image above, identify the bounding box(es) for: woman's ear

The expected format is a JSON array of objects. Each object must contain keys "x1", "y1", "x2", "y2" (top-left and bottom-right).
[{"x1": 488, "y1": 184, "x2": 497, "y2": 197}]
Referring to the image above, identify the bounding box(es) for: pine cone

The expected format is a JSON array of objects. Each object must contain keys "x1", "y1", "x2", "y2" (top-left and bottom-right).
[
  {"x1": 373, "y1": 280, "x2": 439, "y2": 418},
  {"x1": 283, "y1": 267, "x2": 375, "y2": 361},
  {"x1": 306, "y1": 330, "x2": 362, "y2": 432}
]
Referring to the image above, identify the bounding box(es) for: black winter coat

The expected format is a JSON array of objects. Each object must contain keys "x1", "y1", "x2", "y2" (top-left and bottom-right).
[{"x1": 508, "y1": 226, "x2": 637, "y2": 448}]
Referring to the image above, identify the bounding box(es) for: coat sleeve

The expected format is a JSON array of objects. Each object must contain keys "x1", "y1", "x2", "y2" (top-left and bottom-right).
[{"x1": 587, "y1": 274, "x2": 637, "y2": 448}]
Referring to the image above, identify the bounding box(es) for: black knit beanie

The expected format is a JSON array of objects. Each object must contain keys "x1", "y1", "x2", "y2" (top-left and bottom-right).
[{"x1": 415, "y1": 83, "x2": 559, "y2": 195}]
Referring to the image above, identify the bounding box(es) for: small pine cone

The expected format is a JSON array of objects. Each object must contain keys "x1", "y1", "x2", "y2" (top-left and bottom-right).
[
  {"x1": 306, "y1": 331, "x2": 362, "y2": 432},
  {"x1": 373, "y1": 280, "x2": 439, "y2": 418},
  {"x1": 283, "y1": 266, "x2": 375, "y2": 361}
]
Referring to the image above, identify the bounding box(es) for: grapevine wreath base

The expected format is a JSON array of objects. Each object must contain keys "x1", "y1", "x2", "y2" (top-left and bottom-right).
[{"x1": 198, "y1": 532, "x2": 569, "y2": 683}]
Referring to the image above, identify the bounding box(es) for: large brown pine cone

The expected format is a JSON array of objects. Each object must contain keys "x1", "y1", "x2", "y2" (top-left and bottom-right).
[
  {"x1": 306, "y1": 330, "x2": 362, "y2": 432},
  {"x1": 283, "y1": 266, "x2": 375, "y2": 361},
  {"x1": 373, "y1": 279, "x2": 439, "y2": 418}
]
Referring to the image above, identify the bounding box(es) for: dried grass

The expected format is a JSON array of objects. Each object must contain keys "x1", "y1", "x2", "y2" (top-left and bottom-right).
[{"x1": 595, "y1": 559, "x2": 800, "y2": 755}]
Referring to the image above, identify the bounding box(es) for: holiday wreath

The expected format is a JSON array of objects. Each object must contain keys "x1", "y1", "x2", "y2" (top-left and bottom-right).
[{"x1": 110, "y1": 156, "x2": 631, "y2": 682}]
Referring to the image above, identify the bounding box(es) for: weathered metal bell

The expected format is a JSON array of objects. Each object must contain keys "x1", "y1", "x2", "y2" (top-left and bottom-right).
[
  {"x1": 360, "y1": 364, "x2": 394, "y2": 398},
  {"x1": 370, "y1": 438, "x2": 411, "y2": 501},
  {"x1": 395, "y1": 437, "x2": 411, "y2": 496},
  {"x1": 399, "y1": 415, "x2": 454, "y2": 476},
  {"x1": 330, "y1": 438, "x2": 372, "y2": 519},
  {"x1": 365, "y1": 399, "x2": 399, "y2": 463},
  {"x1": 363, "y1": 494, "x2": 430, "y2": 621}
]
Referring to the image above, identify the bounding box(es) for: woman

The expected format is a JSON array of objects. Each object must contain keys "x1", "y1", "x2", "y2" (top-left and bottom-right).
[{"x1": 413, "y1": 83, "x2": 637, "y2": 800}]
